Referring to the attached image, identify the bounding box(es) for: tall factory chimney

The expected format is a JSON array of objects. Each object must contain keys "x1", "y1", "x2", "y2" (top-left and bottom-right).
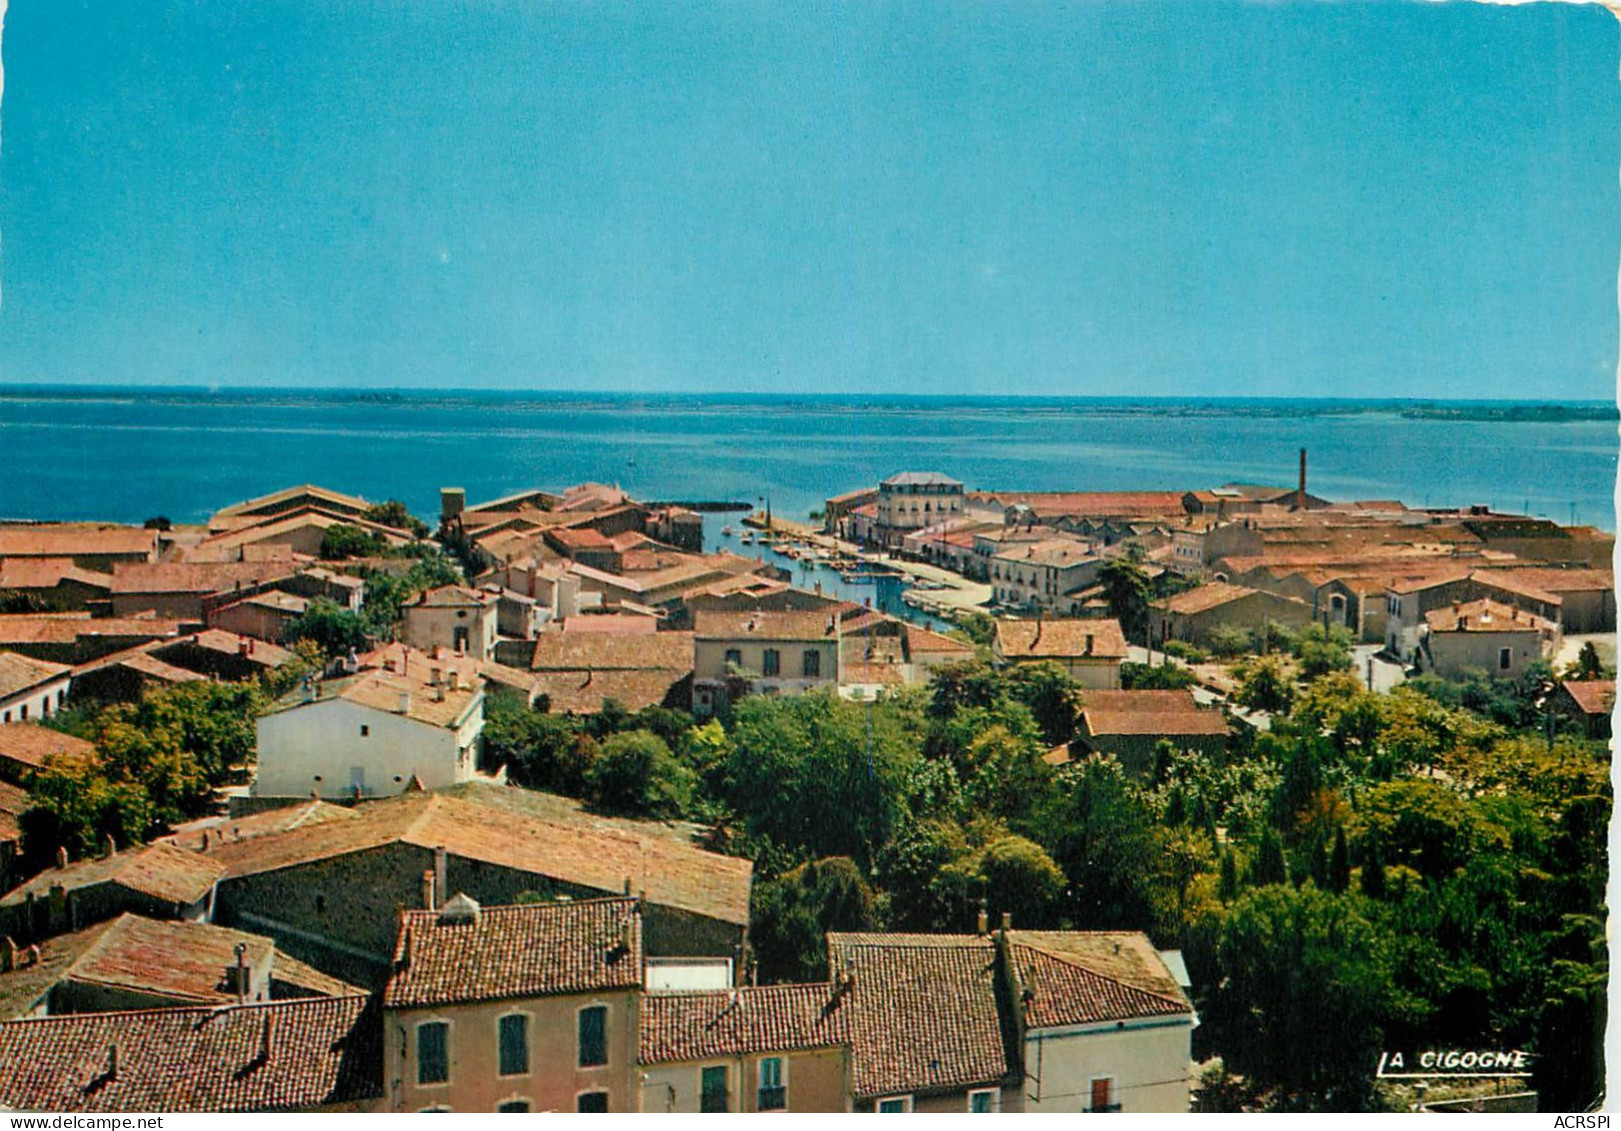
[{"x1": 1297, "y1": 448, "x2": 1307, "y2": 510}]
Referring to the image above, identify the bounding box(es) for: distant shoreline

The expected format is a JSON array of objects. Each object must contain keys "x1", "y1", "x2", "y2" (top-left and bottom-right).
[{"x1": 0, "y1": 384, "x2": 1615, "y2": 423}]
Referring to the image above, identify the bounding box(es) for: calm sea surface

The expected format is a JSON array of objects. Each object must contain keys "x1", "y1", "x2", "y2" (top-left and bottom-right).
[{"x1": 0, "y1": 388, "x2": 1615, "y2": 532}]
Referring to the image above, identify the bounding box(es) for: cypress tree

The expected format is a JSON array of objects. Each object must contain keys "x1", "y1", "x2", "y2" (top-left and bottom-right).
[
  {"x1": 1252, "y1": 828, "x2": 1287, "y2": 887},
  {"x1": 1328, "y1": 827, "x2": 1351, "y2": 894},
  {"x1": 1360, "y1": 838, "x2": 1387, "y2": 899}
]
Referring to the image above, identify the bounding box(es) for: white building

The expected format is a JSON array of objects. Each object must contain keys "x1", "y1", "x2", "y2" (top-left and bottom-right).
[
  {"x1": 0, "y1": 652, "x2": 72, "y2": 725},
  {"x1": 254, "y1": 664, "x2": 485, "y2": 802},
  {"x1": 873, "y1": 472, "x2": 964, "y2": 549}
]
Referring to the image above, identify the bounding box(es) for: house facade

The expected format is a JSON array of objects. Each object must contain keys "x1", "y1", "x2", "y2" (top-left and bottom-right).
[
  {"x1": 253, "y1": 668, "x2": 485, "y2": 802},
  {"x1": 992, "y1": 619, "x2": 1128, "y2": 690},
  {"x1": 401, "y1": 586, "x2": 500, "y2": 661}
]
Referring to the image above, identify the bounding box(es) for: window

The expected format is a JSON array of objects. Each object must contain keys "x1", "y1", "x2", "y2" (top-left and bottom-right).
[
  {"x1": 417, "y1": 1021, "x2": 450, "y2": 1086},
  {"x1": 1088, "y1": 1077, "x2": 1119, "y2": 1113},
  {"x1": 418, "y1": 1106, "x2": 453, "y2": 1113},
  {"x1": 762, "y1": 648, "x2": 780, "y2": 677},
  {"x1": 1499, "y1": 647, "x2": 1512, "y2": 671},
  {"x1": 700, "y1": 1066, "x2": 729, "y2": 1113},
  {"x1": 497, "y1": 1101, "x2": 530, "y2": 1113},
  {"x1": 360, "y1": 725, "x2": 370, "y2": 737},
  {"x1": 498, "y1": 1014, "x2": 529, "y2": 1077},
  {"x1": 724, "y1": 648, "x2": 743, "y2": 669},
  {"x1": 802, "y1": 649, "x2": 820, "y2": 678},
  {"x1": 17, "y1": 705, "x2": 25, "y2": 721},
  {"x1": 876, "y1": 1096, "x2": 913, "y2": 1113},
  {"x1": 968, "y1": 1089, "x2": 999, "y2": 1113},
  {"x1": 578, "y1": 1005, "x2": 607, "y2": 1067},
  {"x1": 576, "y1": 1092, "x2": 608, "y2": 1113},
  {"x1": 758, "y1": 1057, "x2": 786, "y2": 1111}
]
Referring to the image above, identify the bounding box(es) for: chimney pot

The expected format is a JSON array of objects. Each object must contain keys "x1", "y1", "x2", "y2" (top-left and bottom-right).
[{"x1": 421, "y1": 869, "x2": 437, "y2": 911}]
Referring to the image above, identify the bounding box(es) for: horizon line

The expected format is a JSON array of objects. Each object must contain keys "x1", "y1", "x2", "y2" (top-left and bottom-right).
[{"x1": 0, "y1": 381, "x2": 1615, "y2": 407}]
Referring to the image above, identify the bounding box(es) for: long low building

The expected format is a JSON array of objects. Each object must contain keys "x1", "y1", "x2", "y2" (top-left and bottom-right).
[{"x1": 201, "y1": 784, "x2": 753, "y2": 988}]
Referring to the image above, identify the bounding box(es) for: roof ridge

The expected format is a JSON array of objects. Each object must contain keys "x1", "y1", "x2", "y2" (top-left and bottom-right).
[{"x1": 1012, "y1": 940, "x2": 1187, "y2": 1009}]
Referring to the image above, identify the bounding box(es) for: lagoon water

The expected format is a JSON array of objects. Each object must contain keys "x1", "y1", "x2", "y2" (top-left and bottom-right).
[{"x1": 0, "y1": 387, "x2": 1614, "y2": 532}]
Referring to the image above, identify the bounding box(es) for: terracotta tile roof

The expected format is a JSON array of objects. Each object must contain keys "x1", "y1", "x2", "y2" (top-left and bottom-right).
[
  {"x1": 970, "y1": 491, "x2": 1187, "y2": 517},
  {"x1": 1008, "y1": 931, "x2": 1188, "y2": 1001},
  {"x1": 0, "y1": 615, "x2": 184, "y2": 648},
  {"x1": 0, "y1": 652, "x2": 71, "y2": 700},
  {"x1": 160, "y1": 800, "x2": 360, "y2": 852},
  {"x1": 994, "y1": 618, "x2": 1128, "y2": 661},
  {"x1": 1079, "y1": 690, "x2": 1228, "y2": 738},
  {"x1": 1424, "y1": 599, "x2": 1551, "y2": 634},
  {"x1": 992, "y1": 538, "x2": 1099, "y2": 568},
  {"x1": 72, "y1": 647, "x2": 208, "y2": 686},
  {"x1": 828, "y1": 934, "x2": 1015, "y2": 1099},
  {"x1": 529, "y1": 630, "x2": 694, "y2": 672},
  {"x1": 41, "y1": 914, "x2": 275, "y2": 1010},
  {"x1": 264, "y1": 668, "x2": 482, "y2": 730},
  {"x1": 559, "y1": 615, "x2": 658, "y2": 635},
  {"x1": 0, "y1": 527, "x2": 157, "y2": 559},
  {"x1": 1562, "y1": 679, "x2": 1616, "y2": 716},
  {"x1": 639, "y1": 983, "x2": 852, "y2": 1064},
  {"x1": 0, "y1": 994, "x2": 381, "y2": 1112},
  {"x1": 198, "y1": 510, "x2": 409, "y2": 551},
  {"x1": 695, "y1": 610, "x2": 841, "y2": 642},
  {"x1": 0, "y1": 723, "x2": 99, "y2": 776},
  {"x1": 1470, "y1": 571, "x2": 1563, "y2": 606},
  {"x1": 532, "y1": 669, "x2": 686, "y2": 715},
  {"x1": 549, "y1": 527, "x2": 615, "y2": 550},
  {"x1": 204, "y1": 790, "x2": 753, "y2": 927},
  {"x1": 409, "y1": 585, "x2": 491, "y2": 609},
  {"x1": 1387, "y1": 569, "x2": 1477, "y2": 596},
  {"x1": 155, "y1": 630, "x2": 298, "y2": 668},
  {"x1": 1153, "y1": 581, "x2": 1263, "y2": 616},
  {"x1": 212, "y1": 484, "x2": 372, "y2": 520},
  {"x1": 0, "y1": 843, "x2": 225, "y2": 909},
  {"x1": 220, "y1": 591, "x2": 311, "y2": 615},
  {"x1": 0, "y1": 559, "x2": 113, "y2": 591},
  {"x1": 1009, "y1": 937, "x2": 1189, "y2": 1029},
  {"x1": 111, "y1": 561, "x2": 297, "y2": 596},
  {"x1": 1483, "y1": 567, "x2": 1613, "y2": 595},
  {"x1": 384, "y1": 896, "x2": 641, "y2": 1008}
]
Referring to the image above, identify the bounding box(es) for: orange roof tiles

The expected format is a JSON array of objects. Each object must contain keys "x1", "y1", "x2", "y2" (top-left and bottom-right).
[
  {"x1": 0, "y1": 558, "x2": 113, "y2": 591},
  {"x1": 694, "y1": 610, "x2": 840, "y2": 642},
  {"x1": 384, "y1": 897, "x2": 641, "y2": 1009},
  {"x1": 0, "y1": 526, "x2": 157, "y2": 559},
  {"x1": 1012, "y1": 938, "x2": 1188, "y2": 1029},
  {"x1": 0, "y1": 652, "x2": 71, "y2": 700},
  {"x1": 204, "y1": 790, "x2": 752, "y2": 927},
  {"x1": 0, "y1": 994, "x2": 381, "y2": 1112},
  {"x1": 532, "y1": 669, "x2": 686, "y2": 715},
  {"x1": 994, "y1": 618, "x2": 1128, "y2": 661},
  {"x1": 1562, "y1": 679, "x2": 1616, "y2": 716},
  {"x1": 828, "y1": 934, "x2": 1014, "y2": 1100},
  {"x1": 640, "y1": 983, "x2": 852, "y2": 1065},
  {"x1": 1425, "y1": 599, "x2": 1551, "y2": 633},
  {"x1": 529, "y1": 630, "x2": 694, "y2": 672},
  {"x1": 1, "y1": 843, "x2": 225, "y2": 909},
  {"x1": 0, "y1": 723, "x2": 98, "y2": 776},
  {"x1": 1080, "y1": 690, "x2": 1228, "y2": 737}
]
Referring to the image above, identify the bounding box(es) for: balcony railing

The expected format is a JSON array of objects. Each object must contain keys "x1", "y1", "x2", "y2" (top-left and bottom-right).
[
  {"x1": 1085, "y1": 1103, "x2": 1122, "y2": 1113},
  {"x1": 758, "y1": 1086, "x2": 787, "y2": 1111}
]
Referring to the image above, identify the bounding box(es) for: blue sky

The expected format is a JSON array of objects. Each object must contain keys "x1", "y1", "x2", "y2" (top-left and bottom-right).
[{"x1": 0, "y1": 0, "x2": 1615, "y2": 398}]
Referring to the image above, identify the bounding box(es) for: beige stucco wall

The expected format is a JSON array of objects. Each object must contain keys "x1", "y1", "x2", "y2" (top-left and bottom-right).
[
  {"x1": 402, "y1": 602, "x2": 499, "y2": 661},
  {"x1": 385, "y1": 990, "x2": 639, "y2": 1113},
  {"x1": 639, "y1": 1046, "x2": 848, "y2": 1113},
  {"x1": 254, "y1": 695, "x2": 480, "y2": 800},
  {"x1": 1021, "y1": 1018, "x2": 1192, "y2": 1113},
  {"x1": 1425, "y1": 628, "x2": 1545, "y2": 681},
  {"x1": 694, "y1": 638, "x2": 839, "y2": 686}
]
